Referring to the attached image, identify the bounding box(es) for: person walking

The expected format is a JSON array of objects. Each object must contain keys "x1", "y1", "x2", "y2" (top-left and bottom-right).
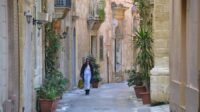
[{"x1": 80, "y1": 58, "x2": 94, "y2": 95}]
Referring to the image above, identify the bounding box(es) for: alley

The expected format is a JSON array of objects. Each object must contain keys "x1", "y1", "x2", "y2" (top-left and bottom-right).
[
  {"x1": 56, "y1": 82, "x2": 135, "y2": 112},
  {"x1": 56, "y1": 82, "x2": 169, "y2": 112},
  {"x1": 1, "y1": 0, "x2": 200, "y2": 111}
]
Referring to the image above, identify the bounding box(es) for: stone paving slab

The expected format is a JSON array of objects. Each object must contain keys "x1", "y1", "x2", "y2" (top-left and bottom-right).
[{"x1": 129, "y1": 86, "x2": 170, "y2": 112}]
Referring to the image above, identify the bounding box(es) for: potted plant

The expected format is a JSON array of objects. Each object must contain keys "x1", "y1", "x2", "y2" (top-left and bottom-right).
[
  {"x1": 126, "y1": 69, "x2": 146, "y2": 98},
  {"x1": 36, "y1": 22, "x2": 68, "y2": 112},
  {"x1": 36, "y1": 81, "x2": 59, "y2": 112},
  {"x1": 134, "y1": 26, "x2": 154, "y2": 104},
  {"x1": 87, "y1": 55, "x2": 102, "y2": 88},
  {"x1": 92, "y1": 72, "x2": 102, "y2": 88},
  {"x1": 133, "y1": 0, "x2": 154, "y2": 104}
]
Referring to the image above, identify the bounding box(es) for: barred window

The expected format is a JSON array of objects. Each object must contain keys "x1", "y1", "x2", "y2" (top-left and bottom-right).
[{"x1": 99, "y1": 36, "x2": 104, "y2": 61}]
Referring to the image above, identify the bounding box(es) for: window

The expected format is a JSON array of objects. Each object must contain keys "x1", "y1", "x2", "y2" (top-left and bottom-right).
[
  {"x1": 54, "y1": 0, "x2": 71, "y2": 8},
  {"x1": 99, "y1": 36, "x2": 104, "y2": 60},
  {"x1": 91, "y1": 36, "x2": 97, "y2": 57}
]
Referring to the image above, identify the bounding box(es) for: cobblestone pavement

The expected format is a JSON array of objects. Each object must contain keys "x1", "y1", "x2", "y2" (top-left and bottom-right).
[{"x1": 56, "y1": 82, "x2": 169, "y2": 112}]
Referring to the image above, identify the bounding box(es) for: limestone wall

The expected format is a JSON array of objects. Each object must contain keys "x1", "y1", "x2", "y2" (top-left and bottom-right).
[
  {"x1": 98, "y1": 0, "x2": 134, "y2": 83},
  {"x1": 75, "y1": 0, "x2": 90, "y2": 80},
  {"x1": 150, "y1": 0, "x2": 170, "y2": 103},
  {"x1": 72, "y1": 0, "x2": 134, "y2": 83},
  {"x1": 170, "y1": 0, "x2": 200, "y2": 111}
]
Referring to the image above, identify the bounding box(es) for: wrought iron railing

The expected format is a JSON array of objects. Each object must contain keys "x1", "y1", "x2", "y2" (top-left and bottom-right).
[
  {"x1": 54, "y1": 0, "x2": 71, "y2": 8},
  {"x1": 89, "y1": 0, "x2": 105, "y2": 19}
]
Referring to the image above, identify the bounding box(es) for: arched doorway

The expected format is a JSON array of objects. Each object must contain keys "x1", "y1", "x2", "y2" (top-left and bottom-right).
[{"x1": 114, "y1": 26, "x2": 122, "y2": 74}]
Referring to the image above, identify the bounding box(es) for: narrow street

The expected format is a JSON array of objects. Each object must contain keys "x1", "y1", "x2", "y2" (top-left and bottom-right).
[
  {"x1": 56, "y1": 82, "x2": 169, "y2": 112},
  {"x1": 56, "y1": 82, "x2": 136, "y2": 112}
]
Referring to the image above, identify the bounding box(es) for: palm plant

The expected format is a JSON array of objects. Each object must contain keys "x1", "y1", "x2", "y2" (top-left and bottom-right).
[{"x1": 134, "y1": 26, "x2": 154, "y2": 90}]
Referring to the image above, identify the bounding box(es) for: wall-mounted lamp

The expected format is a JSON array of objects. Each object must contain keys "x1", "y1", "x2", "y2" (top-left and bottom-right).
[
  {"x1": 62, "y1": 31, "x2": 67, "y2": 39},
  {"x1": 60, "y1": 27, "x2": 69, "y2": 39},
  {"x1": 33, "y1": 18, "x2": 43, "y2": 30},
  {"x1": 24, "y1": 10, "x2": 32, "y2": 24},
  {"x1": 24, "y1": 11, "x2": 48, "y2": 30}
]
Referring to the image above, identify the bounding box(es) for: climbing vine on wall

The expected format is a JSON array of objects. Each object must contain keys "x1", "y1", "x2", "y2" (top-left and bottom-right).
[
  {"x1": 134, "y1": 0, "x2": 153, "y2": 30},
  {"x1": 44, "y1": 22, "x2": 67, "y2": 95},
  {"x1": 97, "y1": 0, "x2": 105, "y2": 21}
]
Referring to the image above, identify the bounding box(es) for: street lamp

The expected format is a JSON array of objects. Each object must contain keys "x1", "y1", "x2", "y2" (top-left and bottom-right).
[
  {"x1": 24, "y1": 10, "x2": 32, "y2": 24},
  {"x1": 60, "y1": 27, "x2": 69, "y2": 39},
  {"x1": 24, "y1": 10, "x2": 48, "y2": 30}
]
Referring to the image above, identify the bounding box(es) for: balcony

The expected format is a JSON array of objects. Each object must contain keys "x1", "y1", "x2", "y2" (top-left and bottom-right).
[
  {"x1": 111, "y1": 3, "x2": 128, "y2": 20},
  {"x1": 87, "y1": 0, "x2": 105, "y2": 31},
  {"x1": 54, "y1": 0, "x2": 71, "y2": 18}
]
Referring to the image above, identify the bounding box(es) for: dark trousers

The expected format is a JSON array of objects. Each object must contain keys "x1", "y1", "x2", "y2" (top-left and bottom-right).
[{"x1": 85, "y1": 89, "x2": 90, "y2": 95}]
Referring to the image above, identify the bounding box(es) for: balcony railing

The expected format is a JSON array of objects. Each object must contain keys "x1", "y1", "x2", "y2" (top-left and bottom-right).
[
  {"x1": 89, "y1": 0, "x2": 105, "y2": 19},
  {"x1": 55, "y1": 0, "x2": 71, "y2": 8}
]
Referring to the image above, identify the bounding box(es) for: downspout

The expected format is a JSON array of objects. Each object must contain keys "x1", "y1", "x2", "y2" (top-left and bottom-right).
[{"x1": 17, "y1": 0, "x2": 21, "y2": 112}]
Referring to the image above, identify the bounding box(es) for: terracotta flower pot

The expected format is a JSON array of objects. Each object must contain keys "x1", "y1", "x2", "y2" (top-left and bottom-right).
[
  {"x1": 134, "y1": 86, "x2": 146, "y2": 98},
  {"x1": 140, "y1": 92, "x2": 151, "y2": 104},
  {"x1": 92, "y1": 80, "x2": 99, "y2": 88},
  {"x1": 39, "y1": 99, "x2": 57, "y2": 112}
]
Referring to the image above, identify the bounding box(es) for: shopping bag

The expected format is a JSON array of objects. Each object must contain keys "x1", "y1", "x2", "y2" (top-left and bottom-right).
[{"x1": 78, "y1": 79, "x2": 84, "y2": 89}]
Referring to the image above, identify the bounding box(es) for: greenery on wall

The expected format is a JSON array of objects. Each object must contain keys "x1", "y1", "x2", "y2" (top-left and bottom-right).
[
  {"x1": 134, "y1": 0, "x2": 152, "y2": 29},
  {"x1": 98, "y1": 8, "x2": 105, "y2": 21},
  {"x1": 97, "y1": 0, "x2": 105, "y2": 21},
  {"x1": 36, "y1": 22, "x2": 67, "y2": 100}
]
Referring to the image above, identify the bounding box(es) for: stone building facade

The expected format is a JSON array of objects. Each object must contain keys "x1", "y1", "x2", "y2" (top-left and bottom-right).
[
  {"x1": 0, "y1": 0, "x2": 20, "y2": 111},
  {"x1": 169, "y1": 0, "x2": 200, "y2": 111},
  {"x1": 0, "y1": 0, "x2": 56, "y2": 111},
  {"x1": 74, "y1": 0, "x2": 135, "y2": 84},
  {"x1": 0, "y1": 0, "x2": 135, "y2": 111},
  {"x1": 150, "y1": 0, "x2": 170, "y2": 103}
]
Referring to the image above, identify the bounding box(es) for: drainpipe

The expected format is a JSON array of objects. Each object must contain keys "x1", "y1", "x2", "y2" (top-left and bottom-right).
[{"x1": 114, "y1": 38, "x2": 116, "y2": 74}]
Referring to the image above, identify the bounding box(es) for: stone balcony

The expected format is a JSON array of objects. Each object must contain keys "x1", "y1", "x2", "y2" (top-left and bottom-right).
[
  {"x1": 87, "y1": 0, "x2": 105, "y2": 31},
  {"x1": 111, "y1": 3, "x2": 128, "y2": 21},
  {"x1": 54, "y1": 0, "x2": 71, "y2": 18},
  {"x1": 87, "y1": 16, "x2": 104, "y2": 31}
]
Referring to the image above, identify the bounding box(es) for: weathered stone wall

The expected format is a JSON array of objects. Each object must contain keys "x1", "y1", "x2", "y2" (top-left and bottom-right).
[
  {"x1": 0, "y1": 0, "x2": 20, "y2": 111},
  {"x1": 98, "y1": 0, "x2": 134, "y2": 83},
  {"x1": 150, "y1": 0, "x2": 170, "y2": 103},
  {"x1": 170, "y1": 0, "x2": 200, "y2": 111},
  {"x1": 0, "y1": 0, "x2": 9, "y2": 111},
  {"x1": 17, "y1": 0, "x2": 35, "y2": 111},
  {"x1": 75, "y1": 0, "x2": 90, "y2": 83}
]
